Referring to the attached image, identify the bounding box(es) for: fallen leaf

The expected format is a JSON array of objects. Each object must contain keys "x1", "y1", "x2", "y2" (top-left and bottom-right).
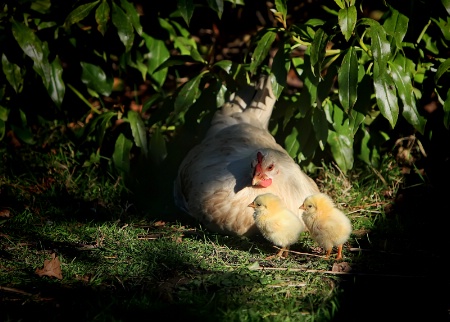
[
  {"x1": 332, "y1": 261, "x2": 352, "y2": 273},
  {"x1": 0, "y1": 209, "x2": 10, "y2": 217},
  {"x1": 35, "y1": 253, "x2": 63, "y2": 280}
]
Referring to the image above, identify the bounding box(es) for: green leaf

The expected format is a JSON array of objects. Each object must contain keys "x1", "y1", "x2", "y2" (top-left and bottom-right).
[
  {"x1": 0, "y1": 119, "x2": 4, "y2": 141},
  {"x1": 120, "y1": 0, "x2": 143, "y2": 36},
  {"x1": 271, "y1": 39, "x2": 291, "y2": 96},
  {"x1": 142, "y1": 33, "x2": 170, "y2": 88},
  {"x1": 284, "y1": 126, "x2": 300, "y2": 158},
  {"x1": 207, "y1": 0, "x2": 224, "y2": 18},
  {"x1": 435, "y1": 58, "x2": 450, "y2": 84},
  {"x1": 2, "y1": 54, "x2": 23, "y2": 93},
  {"x1": 310, "y1": 28, "x2": 328, "y2": 76},
  {"x1": 338, "y1": 5, "x2": 357, "y2": 42},
  {"x1": 113, "y1": 133, "x2": 133, "y2": 176},
  {"x1": 250, "y1": 30, "x2": 277, "y2": 75},
  {"x1": 444, "y1": 88, "x2": 450, "y2": 129},
  {"x1": 389, "y1": 62, "x2": 426, "y2": 134},
  {"x1": 11, "y1": 20, "x2": 45, "y2": 65},
  {"x1": 0, "y1": 105, "x2": 9, "y2": 122},
  {"x1": 312, "y1": 107, "x2": 328, "y2": 151},
  {"x1": 173, "y1": 36, "x2": 205, "y2": 63},
  {"x1": 95, "y1": 0, "x2": 110, "y2": 36},
  {"x1": 373, "y1": 68, "x2": 398, "y2": 128},
  {"x1": 149, "y1": 126, "x2": 167, "y2": 165},
  {"x1": 361, "y1": 19, "x2": 390, "y2": 72},
  {"x1": 64, "y1": 1, "x2": 100, "y2": 28},
  {"x1": 213, "y1": 60, "x2": 234, "y2": 73},
  {"x1": 327, "y1": 129, "x2": 353, "y2": 173},
  {"x1": 42, "y1": 57, "x2": 65, "y2": 107},
  {"x1": 442, "y1": 0, "x2": 450, "y2": 15},
  {"x1": 334, "y1": 0, "x2": 345, "y2": 10},
  {"x1": 80, "y1": 62, "x2": 113, "y2": 96},
  {"x1": 382, "y1": 7, "x2": 408, "y2": 49},
  {"x1": 127, "y1": 110, "x2": 148, "y2": 157},
  {"x1": 178, "y1": 0, "x2": 194, "y2": 26},
  {"x1": 338, "y1": 46, "x2": 358, "y2": 112},
  {"x1": 111, "y1": 2, "x2": 134, "y2": 52},
  {"x1": 174, "y1": 73, "x2": 204, "y2": 116}
]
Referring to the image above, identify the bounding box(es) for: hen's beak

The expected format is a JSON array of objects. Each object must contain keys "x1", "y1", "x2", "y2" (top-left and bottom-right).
[{"x1": 248, "y1": 202, "x2": 256, "y2": 208}]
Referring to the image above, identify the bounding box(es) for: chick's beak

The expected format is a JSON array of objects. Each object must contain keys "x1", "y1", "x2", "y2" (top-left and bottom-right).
[
  {"x1": 248, "y1": 202, "x2": 256, "y2": 208},
  {"x1": 299, "y1": 204, "x2": 306, "y2": 210}
]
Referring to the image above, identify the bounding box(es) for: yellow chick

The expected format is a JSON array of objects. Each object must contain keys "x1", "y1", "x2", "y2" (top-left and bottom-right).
[
  {"x1": 248, "y1": 193, "x2": 305, "y2": 259},
  {"x1": 300, "y1": 193, "x2": 352, "y2": 260}
]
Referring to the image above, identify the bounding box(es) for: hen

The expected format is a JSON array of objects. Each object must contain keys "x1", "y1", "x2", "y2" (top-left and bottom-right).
[
  {"x1": 249, "y1": 193, "x2": 305, "y2": 258},
  {"x1": 300, "y1": 193, "x2": 352, "y2": 260},
  {"x1": 174, "y1": 74, "x2": 320, "y2": 236}
]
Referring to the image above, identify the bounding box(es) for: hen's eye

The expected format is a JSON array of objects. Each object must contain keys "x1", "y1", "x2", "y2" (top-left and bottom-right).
[{"x1": 267, "y1": 164, "x2": 274, "y2": 171}]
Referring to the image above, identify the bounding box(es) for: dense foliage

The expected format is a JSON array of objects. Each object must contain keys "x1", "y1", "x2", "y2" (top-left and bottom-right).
[{"x1": 1, "y1": 0, "x2": 449, "y2": 204}]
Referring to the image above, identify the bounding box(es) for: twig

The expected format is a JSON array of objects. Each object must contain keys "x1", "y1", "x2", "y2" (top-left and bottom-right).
[
  {"x1": 251, "y1": 266, "x2": 427, "y2": 278},
  {"x1": 273, "y1": 246, "x2": 327, "y2": 259},
  {"x1": 0, "y1": 286, "x2": 33, "y2": 296}
]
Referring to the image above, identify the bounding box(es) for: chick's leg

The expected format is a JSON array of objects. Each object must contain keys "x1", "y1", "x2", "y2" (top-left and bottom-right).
[
  {"x1": 336, "y1": 245, "x2": 343, "y2": 260},
  {"x1": 325, "y1": 248, "x2": 332, "y2": 259}
]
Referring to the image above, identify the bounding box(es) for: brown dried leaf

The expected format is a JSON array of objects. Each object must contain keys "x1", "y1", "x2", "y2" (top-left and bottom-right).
[
  {"x1": 332, "y1": 261, "x2": 352, "y2": 273},
  {"x1": 35, "y1": 253, "x2": 63, "y2": 280},
  {"x1": 0, "y1": 209, "x2": 10, "y2": 217}
]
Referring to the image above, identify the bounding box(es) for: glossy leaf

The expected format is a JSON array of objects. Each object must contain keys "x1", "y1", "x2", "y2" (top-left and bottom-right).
[
  {"x1": 143, "y1": 33, "x2": 170, "y2": 87},
  {"x1": 249, "y1": 30, "x2": 277, "y2": 75},
  {"x1": 80, "y1": 62, "x2": 113, "y2": 96},
  {"x1": 120, "y1": 0, "x2": 142, "y2": 36},
  {"x1": 149, "y1": 126, "x2": 167, "y2": 165},
  {"x1": 178, "y1": 0, "x2": 194, "y2": 26},
  {"x1": 284, "y1": 125, "x2": 300, "y2": 158},
  {"x1": 127, "y1": 110, "x2": 148, "y2": 157},
  {"x1": 382, "y1": 7, "x2": 408, "y2": 49},
  {"x1": 435, "y1": 57, "x2": 450, "y2": 84},
  {"x1": 11, "y1": 20, "x2": 44, "y2": 65},
  {"x1": 2, "y1": 54, "x2": 23, "y2": 93},
  {"x1": 174, "y1": 73, "x2": 204, "y2": 116},
  {"x1": 207, "y1": 0, "x2": 224, "y2": 18},
  {"x1": 442, "y1": 0, "x2": 450, "y2": 15},
  {"x1": 213, "y1": 60, "x2": 233, "y2": 73},
  {"x1": 111, "y1": 2, "x2": 134, "y2": 52},
  {"x1": 361, "y1": 19, "x2": 390, "y2": 72},
  {"x1": 389, "y1": 62, "x2": 426, "y2": 134},
  {"x1": 64, "y1": 1, "x2": 100, "y2": 28},
  {"x1": 42, "y1": 57, "x2": 65, "y2": 107},
  {"x1": 327, "y1": 129, "x2": 353, "y2": 173},
  {"x1": 95, "y1": 0, "x2": 110, "y2": 36},
  {"x1": 310, "y1": 28, "x2": 328, "y2": 76},
  {"x1": 113, "y1": 133, "x2": 133, "y2": 175},
  {"x1": 338, "y1": 46, "x2": 358, "y2": 112},
  {"x1": 0, "y1": 105, "x2": 8, "y2": 122},
  {"x1": 0, "y1": 119, "x2": 4, "y2": 141},
  {"x1": 373, "y1": 68, "x2": 399, "y2": 128},
  {"x1": 338, "y1": 5, "x2": 357, "y2": 41},
  {"x1": 444, "y1": 88, "x2": 450, "y2": 129},
  {"x1": 312, "y1": 107, "x2": 328, "y2": 151},
  {"x1": 271, "y1": 40, "x2": 291, "y2": 96}
]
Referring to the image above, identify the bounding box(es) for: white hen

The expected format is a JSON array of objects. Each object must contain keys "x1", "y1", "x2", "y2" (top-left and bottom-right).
[{"x1": 174, "y1": 74, "x2": 320, "y2": 236}]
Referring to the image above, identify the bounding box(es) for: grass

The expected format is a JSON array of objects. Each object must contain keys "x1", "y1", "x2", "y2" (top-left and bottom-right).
[{"x1": 1, "y1": 141, "x2": 449, "y2": 322}]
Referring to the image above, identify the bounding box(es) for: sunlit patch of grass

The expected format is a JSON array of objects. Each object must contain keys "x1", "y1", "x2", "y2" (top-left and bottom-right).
[{"x1": 4, "y1": 143, "x2": 441, "y2": 321}]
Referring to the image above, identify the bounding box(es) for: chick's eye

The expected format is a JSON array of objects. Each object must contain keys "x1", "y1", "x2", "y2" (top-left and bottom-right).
[
  {"x1": 308, "y1": 205, "x2": 312, "y2": 208},
  {"x1": 267, "y1": 164, "x2": 274, "y2": 171}
]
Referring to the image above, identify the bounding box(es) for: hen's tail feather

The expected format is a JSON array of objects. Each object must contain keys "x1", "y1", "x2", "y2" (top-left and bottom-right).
[{"x1": 243, "y1": 74, "x2": 276, "y2": 129}]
